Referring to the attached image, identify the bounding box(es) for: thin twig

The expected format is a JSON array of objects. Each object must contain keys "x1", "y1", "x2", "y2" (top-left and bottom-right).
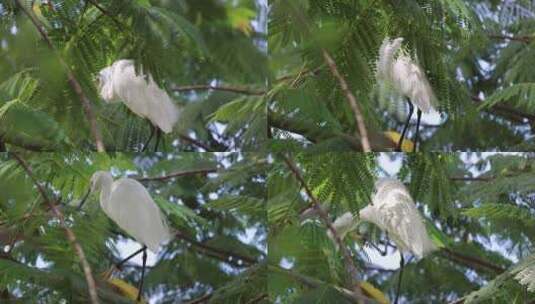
[
  {"x1": 85, "y1": 0, "x2": 125, "y2": 30},
  {"x1": 172, "y1": 84, "x2": 265, "y2": 96},
  {"x1": 440, "y1": 248, "x2": 505, "y2": 274},
  {"x1": 178, "y1": 134, "x2": 214, "y2": 151},
  {"x1": 268, "y1": 110, "x2": 396, "y2": 151},
  {"x1": 268, "y1": 265, "x2": 373, "y2": 304},
  {"x1": 183, "y1": 293, "x2": 212, "y2": 304},
  {"x1": 245, "y1": 293, "x2": 267, "y2": 304},
  {"x1": 174, "y1": 231, "x2": 258, "y2": 267},
  {"x1": 489, "y1": 34, "x2": 533, "y2": 43},
  {"x1": 449, "y1": 176, "x2": 494, "y2": 182},
  {"x1": 321, "y1": 50, "x2": 371, "y2": 152},
  {"x1": 12, "y1": 153, "x2": 100, "y2": 304},
  {"x1": 17, "y1": 0, "x2": 105, "y2": 152},
  {"x1": 274, "y1": 66, "x2": 323, "y2": 84},
  {"x1": 283, "y1": 156, "x2": 364, "y2": 303},
  {"x1": 472, "y1": 95, "x2": 535, "y2": 123}
]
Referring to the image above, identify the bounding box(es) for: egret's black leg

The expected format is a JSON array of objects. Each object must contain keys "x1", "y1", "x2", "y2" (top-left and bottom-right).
[
  {"x1": 154, "y1": 128, "x2": 162, "y2": 152},
  {"x1": 414, "y1": 109, "x2": 422, "y2": 152},
  {"x1": 137, "y1": 246, "x2": 148, "y2": 301},
  {"x1": 394, "y1": 253, "x2": 405, "y2": 304},
  {"x1": 116, "y1": 246, "x2": 145, "y2": 270},
  {"x1": 397, "y1": 99, "x2": 414, "y2": 152},
  {"x1": 383, "y1": 234, "x2": 390, "y2": 256},
  {"x1": 142, "y1": 124, "x2": 155, "y2": 152},
  {"x1": 161, "y1": 133, "x2": 167, "y2": 152}
]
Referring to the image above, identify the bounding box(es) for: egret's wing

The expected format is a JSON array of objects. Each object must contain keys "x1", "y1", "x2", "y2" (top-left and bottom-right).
[
  {"x1": 359, "y1": 205, "x2": 384, "y2": 230},
  {"x1": 110, "y1": 60, "x2": 151, "y2": 120},
  {"x1": 142, "y1": 78, "x2": 179, "y2": 133},
  {"x1": 407, "y1": 60, "x2": 436, "y2": 113},
  {"x1": 106, "y1": 178, "x2": 171, "y2": 252},
  {"x1": 379, "y1": 193, "x2": 436, "y2": 257},
  {"x1": 393, "y1": 56, "x2": 436, "y2": 113},
  {"x1": 107, "y1": 60, "x2": 179, "y2": 133}
]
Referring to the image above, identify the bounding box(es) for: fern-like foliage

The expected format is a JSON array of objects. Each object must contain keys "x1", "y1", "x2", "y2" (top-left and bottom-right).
[
  {"x1": 0, "y1": 152, "x2": 267, "y2": 303},
  {"x1": 268, "y1": 152, "x2": 535, "y2": 303},
  {"x1": 0, "y1": 0, "x2": 268, "y2": 152}
]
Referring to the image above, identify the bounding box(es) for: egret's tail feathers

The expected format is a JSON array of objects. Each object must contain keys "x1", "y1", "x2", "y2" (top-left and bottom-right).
[
  {"x1": 412, "y1": 234, "x2": 438, "y2": 259},
  {"x1": 153, "y1": 93, "x2": 180, "y2": 134}
]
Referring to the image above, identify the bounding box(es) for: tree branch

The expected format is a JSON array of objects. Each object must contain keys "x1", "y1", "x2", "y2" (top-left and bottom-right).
[
  {"x1": 321, "y1": 50, "x2": 371, "y2": 152},
  {"x1": 274, "y1": 66, "x2": 323, "y2": 84},
  {"x1": 85, "y1": 0, "x2": 125, "y2": 30},
  {"x1": 440, "y1": 248, "x2": 506, "y2": 274},
  {"x1": 183, "y1": 293, "x2": 212, "y2": 304},
  {"x1": 472, "y1": 95, "x2": 535, "y2": 124},
  {"x1": 489, "y1": 34, "x2": 533, "y2": 43},
  {"x1": 449, "y1": 176, "x2": 494, "y2": 182},
  {"x1": 172, "y1": 84, "x2": 265, "y2": 96},
  {"x1": 17, "y1": 0, "x2": 105, "y2": 152},
  {"x1": 267, "y1": 265, "x2": 375, "y2": 304},
  {"x1": 269, "y1": 110, "x2": 396, "y2": 151},
  {"x1": 12, "y1": 153, "x2": 100, "y2": 304},
  {"x1": 136, "y1": 168, "x2": 218, "y2": 182},
  {"x1": 283, "y1": 156, "x2": 364, "y2": 303},
  {"x1": 174, "y1": 231, "x2": 258, "y2": 267},
  {"x1": 178, "y1": 134, "x2": 214, "y2": 152},
  {"x1": 245, "y1": 293, "x2": 267, "y2": 304}
]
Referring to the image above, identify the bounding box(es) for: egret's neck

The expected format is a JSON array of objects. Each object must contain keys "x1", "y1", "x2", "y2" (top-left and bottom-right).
[{"x1": 98, "y1": 178, "x2": 113, "y2": 210}]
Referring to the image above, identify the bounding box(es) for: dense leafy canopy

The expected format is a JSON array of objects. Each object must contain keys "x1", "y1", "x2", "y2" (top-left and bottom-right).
[
  {"x1": 0, "y1": 152, "x2": 267, "y2": 303},
  {"x1": 0, "y1": 0, "x2": 267, "y2": 152},
  {"x1": 2, "y1": 0, "x2": 535, "y2": 303},
  {"x1": 268, "y1": 0, "x2": 535, "y2": 151},
  {"x1": 268, "y1": 152, "x2": 535, "y2": 303}
]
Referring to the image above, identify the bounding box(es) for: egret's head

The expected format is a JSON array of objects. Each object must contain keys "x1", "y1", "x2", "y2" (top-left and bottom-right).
[
  {"x1": 370, "y1": 178, "x2": 406, "y2": 204},
  {"x1": 389, "y1": 37, "x2": 404, "y2": 55},
  {"x1": 97, "y1": 67, "x2": 114, "y2": 102},
  {"x1": 90, "y1": 171, "x2": 113, "y2": 193},
  {"x1": 78, "y1": 171, "x2": 112, "y2": 210},
  {"x1": 377, "y1": 37, "x2": 405, "y2": 81},
  {"x1": 374, "y1": 178, "x2": 405, "y2": 193}
]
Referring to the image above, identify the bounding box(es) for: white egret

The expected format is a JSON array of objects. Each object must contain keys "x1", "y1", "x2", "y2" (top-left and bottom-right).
[
  {"x1": 359, "y1": 178, "x2": 436, "y2": 258},
  {"x1": 327, "y1": 178, "x2": 436, "y2": 304},
  {"x1": 78, "y1": 171, "x2": 171, "y2": 301},
  {"x1": 360, "y1": 178, "x2": 436, "y2": 304},
  {"x1": 97, "y1": 59, "x2": 180, "y2": 151},
  {"x1": 376, "y1": 37, "x2": 438, "y2": 152}
]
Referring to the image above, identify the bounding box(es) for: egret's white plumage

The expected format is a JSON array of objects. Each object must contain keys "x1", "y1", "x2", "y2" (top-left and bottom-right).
[
  {"x1": 90, "y1": 171, "x2": 171, "y2": 252},
  {"x1": 97, "y1": 60, "x2": 179, "y2": 133},
  {"x1": 515, "y1": 265, "x2": 535, "y2": 291},
  {"x1": 376, "y1": 37, "x2": 437, "y2": 113},
  {"x1": 359, "y1": 178, "x2": 437, "y2": 258},
  {"x1": 326, "y1": 211, "x2": 356, "y2": 248}
]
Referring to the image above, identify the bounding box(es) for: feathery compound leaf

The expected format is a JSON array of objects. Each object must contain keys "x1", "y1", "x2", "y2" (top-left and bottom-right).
[
  {"x1": 479, "y1": 83, "x2": 535, "y2": 112},
  {"x1": 463, "y1": 203, "x2": 535, "y2": 226}
]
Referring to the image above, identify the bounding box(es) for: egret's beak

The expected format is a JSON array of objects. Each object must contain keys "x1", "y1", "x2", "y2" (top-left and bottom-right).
[{"x1": 77, "y1": 188, "x2": 91, "y2": 211}]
